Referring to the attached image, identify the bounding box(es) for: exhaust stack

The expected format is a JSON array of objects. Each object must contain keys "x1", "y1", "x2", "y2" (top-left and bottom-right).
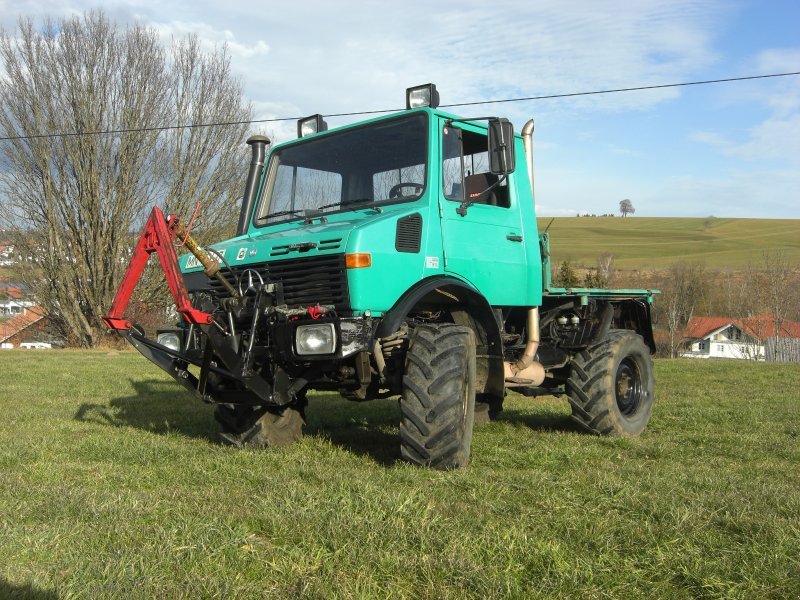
[
  {"x1": 503, "y1": 119, "x2": 545, "y2": 387},
  {"x1": 236, "y1": 135, "x2": 271, "y2": 236}
]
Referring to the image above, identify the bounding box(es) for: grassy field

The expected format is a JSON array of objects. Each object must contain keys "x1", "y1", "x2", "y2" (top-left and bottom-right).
[
  {"x1": 1, "y1": 351, "x2": 798, "y2": 598},
  {"x1": 538, "y1": 217, "x2": 800, "y2": 270}
]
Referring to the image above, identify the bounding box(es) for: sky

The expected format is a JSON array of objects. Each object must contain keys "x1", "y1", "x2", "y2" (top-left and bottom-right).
[{"x1": 1, "y1": 0, "x2": 798, "y2": 218}]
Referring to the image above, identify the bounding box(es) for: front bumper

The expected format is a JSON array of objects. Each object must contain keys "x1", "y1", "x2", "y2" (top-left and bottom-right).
[{"x1": 122, "y1": 315, "x2": 374, "y2": 408}]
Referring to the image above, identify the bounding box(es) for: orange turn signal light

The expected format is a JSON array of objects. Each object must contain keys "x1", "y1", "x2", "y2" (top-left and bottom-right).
[{"x1": 345, "y1": 253, "x2": 372, "y2": 269}]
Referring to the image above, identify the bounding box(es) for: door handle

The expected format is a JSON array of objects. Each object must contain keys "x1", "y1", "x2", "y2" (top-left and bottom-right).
[{"x1": 506, "y1": 234, "x2": 523, "y2": 242}]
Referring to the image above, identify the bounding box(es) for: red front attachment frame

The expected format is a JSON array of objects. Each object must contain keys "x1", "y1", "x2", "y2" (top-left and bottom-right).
[{"x1": 102, "y1": 206, "x2": 213, "y2": 331}]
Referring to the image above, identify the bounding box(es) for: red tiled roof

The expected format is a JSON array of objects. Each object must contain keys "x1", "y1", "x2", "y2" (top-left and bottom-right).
[
  {"x1": 0, "y1": 305, "x2": 46, "y2": 342},
  {"x1": 684, "y1": 317, "x2": 733, "y2": 339},
  {"x1": 5, "y1": 287, "x2": 24, "y2": 300},
  {"x1": 685, "y1": 315, "x2": 800, "y2": 341},
  {"x1": 737, "y1": 315, "x2": 800, "y2": 339}
]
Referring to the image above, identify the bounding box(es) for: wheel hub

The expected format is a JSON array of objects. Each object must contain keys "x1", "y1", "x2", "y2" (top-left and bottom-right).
[{"x1": 615, "y1": 358, "x2": 644, "y2": 416}]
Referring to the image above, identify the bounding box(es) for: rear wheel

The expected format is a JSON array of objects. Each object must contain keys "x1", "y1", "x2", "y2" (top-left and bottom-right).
[
  {"x1": 214, "y1": 394, "x2": 306, "y2": 448},
  {"x1": 400, "y1": 324, "x2": 476, "y2": 469},
  {"x1": 566, "y1": 330, "x2": 654, "y2": 436}
]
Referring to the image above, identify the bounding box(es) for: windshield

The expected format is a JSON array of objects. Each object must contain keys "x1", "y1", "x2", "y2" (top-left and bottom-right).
[{"x1": 256, "y1": 113, "x2": 428, "y2": 224}]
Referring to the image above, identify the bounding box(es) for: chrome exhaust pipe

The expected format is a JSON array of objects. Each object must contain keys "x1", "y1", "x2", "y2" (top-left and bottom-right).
[{"x1": 503, "y1": 119, "x2": 544, "y2": 386}]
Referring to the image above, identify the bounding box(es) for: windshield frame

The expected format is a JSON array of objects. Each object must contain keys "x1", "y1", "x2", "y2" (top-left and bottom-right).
[{"x1": 253, "y1": 111, "x2": 430, "y2": 228}]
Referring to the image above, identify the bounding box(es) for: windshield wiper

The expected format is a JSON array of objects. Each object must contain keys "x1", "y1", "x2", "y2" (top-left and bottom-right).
[
  {"x1": 264, "y1": 208, "x2": 308, "y2": 221},
  {"x1": 266, "y1": 198, "x2": 380, "y2": 224},
  {"x1": 316, "y1": 198, "x2": 382, "y2": 214}
]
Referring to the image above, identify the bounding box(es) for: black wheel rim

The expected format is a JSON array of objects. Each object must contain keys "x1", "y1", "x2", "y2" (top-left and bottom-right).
[{"x1": 615, "y1": 357, "x2": 644, "y2": 416}]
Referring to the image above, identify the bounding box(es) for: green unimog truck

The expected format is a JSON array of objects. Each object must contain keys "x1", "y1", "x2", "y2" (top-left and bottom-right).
[{"x1": 105, "y1": 83, "x2": 657, "y2": 469}]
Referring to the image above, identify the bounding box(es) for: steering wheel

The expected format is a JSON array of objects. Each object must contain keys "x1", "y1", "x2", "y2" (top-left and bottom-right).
[{"x1": 388, "y1": 182, "x2": 423, "y2": 199}]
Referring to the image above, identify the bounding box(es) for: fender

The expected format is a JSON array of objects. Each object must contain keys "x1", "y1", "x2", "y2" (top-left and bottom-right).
[
  {"x1": 375, "y1": 275, "x2": 504, "y2": 400},
  {"x1": 617, "y1": 298, "x2": 657, "y2": 353}
]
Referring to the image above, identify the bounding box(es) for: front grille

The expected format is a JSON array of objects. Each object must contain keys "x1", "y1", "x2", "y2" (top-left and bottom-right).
[{"x1": 186, "y1": 254, "x2": 349, "y2": 308}]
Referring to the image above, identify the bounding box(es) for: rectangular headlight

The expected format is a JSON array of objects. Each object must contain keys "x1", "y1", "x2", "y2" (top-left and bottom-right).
[
  {"x1": 406, "y1": 83, "x2": 439, "y2": 109},
  {"x1": 297, "y1": 114, "x2": 328, "y2": 138},
  {"x1": 296, "y1": 323, "x2": 336, "y2": 355}
]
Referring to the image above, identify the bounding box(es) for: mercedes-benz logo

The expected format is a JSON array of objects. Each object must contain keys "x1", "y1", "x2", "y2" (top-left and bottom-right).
[{"x1": 238, "y1": 268, "x2": 264, "y2": 297}]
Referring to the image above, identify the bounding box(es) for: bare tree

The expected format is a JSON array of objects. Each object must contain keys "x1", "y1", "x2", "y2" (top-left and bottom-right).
[
  {"x1": 760, "y1": 250, "x2": 794, "y2": 361},
  {"x1": 660, "y1": 261, "x2": 708, "y2": 358},
  {"x1": 722, "y1": 252, "x2": 800, "y2": 362},
  {"x1": 619, "y1": 199, "x2": 634, "y2": 217},
  {"x1": 0, "y1": 12, "x2": 251, "y2": 347},
  {"x1": 597, "y1": 252, "x2": 615, "y2": 286}
]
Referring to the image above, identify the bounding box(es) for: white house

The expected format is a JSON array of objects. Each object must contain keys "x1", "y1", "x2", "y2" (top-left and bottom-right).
[
  {"x1": 0, "y1": 241, "x2": 14, "y2": 266},
  {"x1": 0, "y1": 285, "x2": 35, "y2": 316},
  {"x1": 683, "y1": 316, "x2": 800, "y2": 362}
]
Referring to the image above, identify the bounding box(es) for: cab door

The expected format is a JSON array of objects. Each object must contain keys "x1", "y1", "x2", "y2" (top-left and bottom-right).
[{"x1": 439, "y1": 120, "x2": 528, "y2": 306}]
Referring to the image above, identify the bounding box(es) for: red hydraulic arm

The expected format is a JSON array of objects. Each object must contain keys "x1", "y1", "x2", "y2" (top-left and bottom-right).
[{"x1": 102, "y1": 206, "x2": 213, "y2": 331}]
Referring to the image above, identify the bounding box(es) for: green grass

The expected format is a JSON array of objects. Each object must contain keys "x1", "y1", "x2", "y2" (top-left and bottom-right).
[
  {"x1": 1, "y1": 351, "x2": 799, "y2": 598},
  {"x1": 538, "y1": 217, "x2": 800, "y2": 269}
]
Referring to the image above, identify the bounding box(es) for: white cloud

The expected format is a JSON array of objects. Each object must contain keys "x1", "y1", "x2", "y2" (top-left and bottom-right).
[
  {"x1": 727, "y1": 114, "x2": 800, "y2": 165},
  {"x1": 691, "y1": 47, "x2": 800, "y2": 169},
  {"x1": 185, "y1": 0, "x2": 725, "y2": 121},
  {"x1": 1, "y1": 0, "x2": 726, "y2": 120},
  {"x1": 151, "y1": 20, "x2": 269, "y2": 58},
  {"x1": 2, "y1": 0, "x2": 798, "y2": 217},
  {"x1": 691, "y1": 131, "x2": 729, "y2": 146}
]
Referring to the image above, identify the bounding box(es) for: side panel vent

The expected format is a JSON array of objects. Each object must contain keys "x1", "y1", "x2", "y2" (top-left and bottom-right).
[{"x1": 395, "y1": 214, "x2": 422, "y2": 253}]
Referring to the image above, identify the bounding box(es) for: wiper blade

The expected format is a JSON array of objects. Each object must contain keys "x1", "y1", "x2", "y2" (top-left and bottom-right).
[
  {"x1": 267, "y1": 198, "x2": 380, "y2": 223},
  {"x1": 317, "y1": 198, "x2": 381, "y2": 213},
  {"x1": 264, "y1": 208, "x2": 307, "y2": 220}
]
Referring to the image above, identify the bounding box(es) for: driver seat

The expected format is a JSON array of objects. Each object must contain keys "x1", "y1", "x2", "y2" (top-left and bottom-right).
[{"x1": 464, "y1": 173, "x2": 499, "y2": 206}]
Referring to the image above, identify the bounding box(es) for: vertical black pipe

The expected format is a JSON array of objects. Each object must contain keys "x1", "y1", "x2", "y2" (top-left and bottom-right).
[{"x1": 236, "y1": 135, "x2": 270, "y2": 236}]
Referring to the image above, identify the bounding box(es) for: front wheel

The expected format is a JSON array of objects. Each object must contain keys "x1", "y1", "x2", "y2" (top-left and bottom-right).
[
  {"x1": 214, "y1": 394, "x2": 306, "y2": 448},
  {"x1": 400, "y1": 324, "x2": 476, "y2": 469},
  {"x1": 566, "y1": 329, "x2": 655, "y2": 436}
]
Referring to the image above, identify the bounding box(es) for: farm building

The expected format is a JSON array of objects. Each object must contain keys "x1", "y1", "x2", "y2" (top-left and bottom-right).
[
  {"x1": 0, "y1": 240, "x2": 14, "y2": 266},
  {"x1": 683, "y1": 315, "x2": 800, "y2": 362},
  {"x1": 0, "y1": 305, "x2": 49, "y2": 349},
  {"x1": 0, "y1": 285, "x2": 35, "y2": 316}
]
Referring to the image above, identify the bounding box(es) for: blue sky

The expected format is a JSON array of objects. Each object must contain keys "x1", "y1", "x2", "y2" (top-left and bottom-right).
[{"x1": 2, "y1": 0, "x2": 798, "y2": 217}]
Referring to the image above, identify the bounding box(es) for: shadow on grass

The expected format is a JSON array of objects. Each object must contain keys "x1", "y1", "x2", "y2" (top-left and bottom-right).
[
  {"x1": 495, "y1": 407, "x2": 583, "y2": 434},
  {"x1": 0, "y1": 578, "x2": 58, "y2": 599},
  {"x1": 74, "y1": 378, "x2": 218, "y2": 444},
  {"x1": 306, "y1": 394, "x2": 401, "y2": 467},
  {"x1": 74, "y1": 381, "x2": 579, "y2": 463},
  {"x1": 74, "y1": 380, "x2": 402, "y2": 465}
]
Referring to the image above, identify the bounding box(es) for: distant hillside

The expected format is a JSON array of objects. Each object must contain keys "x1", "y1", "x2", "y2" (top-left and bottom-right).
[{"x1": 537, "y1": 217, "x2": 800, "y2": 270}]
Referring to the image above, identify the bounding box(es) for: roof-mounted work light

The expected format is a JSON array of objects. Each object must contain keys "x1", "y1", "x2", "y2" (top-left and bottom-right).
[
  {"x1": 406, "y1": 83, "x2": 439, "y2": 109},
  {"x1": 297, "y1": 114, "x2": 328, "y2": 138}
]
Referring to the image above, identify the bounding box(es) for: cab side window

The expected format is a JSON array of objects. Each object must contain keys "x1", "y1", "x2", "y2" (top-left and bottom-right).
[{"x1": 442, "y1": 126, "x2": 510, "y2": 208}]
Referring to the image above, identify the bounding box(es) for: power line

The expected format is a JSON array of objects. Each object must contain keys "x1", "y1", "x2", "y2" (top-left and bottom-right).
[
  {"x1": 1, "y1": 71, "x2": 798, "y2": 142},
  {"x1": 440, "y1": 71, "x2": 800, "y2": 109}
]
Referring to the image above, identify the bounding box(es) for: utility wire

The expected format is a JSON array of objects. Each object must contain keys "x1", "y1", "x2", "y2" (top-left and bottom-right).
[{"x1": 1, "y1": 71, "x2": 798, "y2": 142}]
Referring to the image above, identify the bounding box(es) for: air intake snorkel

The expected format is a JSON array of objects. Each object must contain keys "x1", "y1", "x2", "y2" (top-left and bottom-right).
[{"x1": 237, "y1": 135, "x2": 271, "y2": 236}]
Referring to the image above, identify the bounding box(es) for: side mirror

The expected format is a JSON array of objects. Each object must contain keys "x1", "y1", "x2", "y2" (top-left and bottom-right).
[{"x1": 487, "y1": 118, "x2": 515, "y2": 175}]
